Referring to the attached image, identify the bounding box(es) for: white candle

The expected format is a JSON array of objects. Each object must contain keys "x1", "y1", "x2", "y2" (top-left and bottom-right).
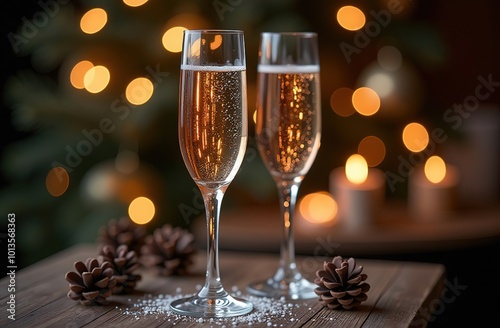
[
  {"x1": 408, "y1": 156, "x2": 459, "y2": 221},
  {"x1": 329, "y1": 154, "x2": 385, "y2": 230}
]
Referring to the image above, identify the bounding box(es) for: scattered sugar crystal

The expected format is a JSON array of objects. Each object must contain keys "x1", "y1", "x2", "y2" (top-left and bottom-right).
[{"x1": 115, "y1": 292, "x2": 316, "y2": 326}]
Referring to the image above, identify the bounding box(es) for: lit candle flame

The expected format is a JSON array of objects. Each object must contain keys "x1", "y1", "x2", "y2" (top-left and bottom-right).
[
  {"x1": 424, "y1": 156, "x2": 446, "y2": 184},
  {"x1": 345, "y1": 154, "x2": 368, "y2": 184}
]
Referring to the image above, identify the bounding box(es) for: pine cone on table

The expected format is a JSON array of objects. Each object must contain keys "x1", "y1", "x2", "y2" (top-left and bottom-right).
[
  {"x1": 140, "y1": 224, "x2": 196, "y2": 276},
  {"x1": 314, "y1": 256, "x2": 370, "y2": 310},
  {"x1": 65, "y1": 258, "x2": 116, "y2": 306},
  {"x1": 98, "y1": 244, "x2": 142, "y2": 294},
  {"x1": 97, "y1": 217, "x2": 146, "y2": 256}
]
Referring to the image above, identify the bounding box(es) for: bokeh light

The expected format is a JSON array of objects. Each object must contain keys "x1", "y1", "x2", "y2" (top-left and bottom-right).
[
  {"x1": 70, "y1": 60, "x2": 94, "y2": 89},
  {"x1": 364, "y1": 72, "x2": 394, "y2": 98},
  {"x1": 345, "y1": 154, "x2": 368, "y2": 184},
  {"x1": 80, "y1": 8, "x2": 107, "y2": 34},
  {"x1": 425, "y1": 156, "x2": 447, "y2": 183},
  {"x1": 337, "y1": 6, "x2": 366, "y2": 31},
  {"x1": 402, "y1": 122, "x2": 429, "y2": 152},
  {"x1": 46, "y1": 167, "x2": 70, "y2": 197},
  {"x1": 210, "y1": 34, "x2": 223, "y2": 50},
  {"x1": 162, "y1": 26, "x2": 187, "y2": 53},
  {"x1": 128, "y1": 196, "x2": 155, "y2": 224},
  {"x1": 84, "y1": 65, "x2": 110, "y2": 93},
  {"x1": 358, "y1": 136, "x2": 386, "y2": 167},
  {"x1": 352, "y1": 87, "x2": 380, "y2": 116},
  {"x1": 125, "y1": 77, "x2": 154, "y2": 105},
  {"x1": 190, "y1": 38, "x2": 201, "y2": 58},
  {"x1": 123, "y1": 0, "x2": 148, "y2": 7},
  {"x1": 377, "y1": 45, "x2": 403, "y2": 71},
  {"x1": 330, "y1": 87, "x2": 356, "y2": 117},
  {"x1": 299, "y1": 192, "x2": 338, "y2": 224}
]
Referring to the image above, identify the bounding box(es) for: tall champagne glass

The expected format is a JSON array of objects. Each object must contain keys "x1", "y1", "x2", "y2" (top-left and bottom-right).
[
  {"x1": 247, "y1": 32, "x2": 321, "y2": 299},
  {"x1": 170, "y1": 29, "x2": 253, "y2": 317}
]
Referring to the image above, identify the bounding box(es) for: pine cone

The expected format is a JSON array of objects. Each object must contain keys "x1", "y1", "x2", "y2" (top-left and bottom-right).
[
  {"x1": 65, "y1": 258, "x2": 117, "y2": 306},
  {"x1": 98, "y1": 217, "x2": 146, "y2": 256},
  {"x1": 140, "y1": 224, "x2": 196, "y2": 276},
  {"x1": 98, "y1": 244, "x2": 142, "y2": 294},
  {"x1": 314, "y1": 256, "x2": 370, "y2": 310}
]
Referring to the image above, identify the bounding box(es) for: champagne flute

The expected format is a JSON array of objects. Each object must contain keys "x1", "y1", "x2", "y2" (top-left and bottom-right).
[
  {"x1": 170, "y1": 29, "x2": 253, "y2": 317},
  {"x1": 247, "y1": 32, "x2": 321, "y2": 299}
]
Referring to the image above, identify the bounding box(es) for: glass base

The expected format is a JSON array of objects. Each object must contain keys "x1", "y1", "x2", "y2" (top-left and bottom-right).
[
  {"x1": 247, "y1": 275, "x2": 317, "y2": 300},
  {"x1": 169, "y1": 292, "x2": 253, "y2": 318}
]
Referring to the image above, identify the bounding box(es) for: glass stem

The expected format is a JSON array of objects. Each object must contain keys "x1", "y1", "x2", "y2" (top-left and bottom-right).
[
  {"x1": 275, "y1": 179, "x2": 302, "y2": 282},
  {"x1": 198, "y1": 185, "x2": 228, "y2": 298}
]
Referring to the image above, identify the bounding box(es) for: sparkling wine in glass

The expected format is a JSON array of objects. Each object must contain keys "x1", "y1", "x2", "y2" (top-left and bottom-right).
[
  {"x1": 247, "y1": 32, "x2": 322, "y2": 299},
  {"x1": 169, "y1": 29, "x2": 253, "y2": 317}
]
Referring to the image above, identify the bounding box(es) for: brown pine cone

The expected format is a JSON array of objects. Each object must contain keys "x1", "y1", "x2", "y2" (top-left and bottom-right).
[
  {"x1": 314, "y1": 256, "x2": 370, "y2": 310},
  {"x1": 98, "y1": 244, "x2": 142, "y2": 294},
  {"x1": 97, "y1": 217, "x2": 146, "y2": 256},
  {"x1": 65, "y1": 258, "x2": 116, "y2": 306},
  {"x1": 140, "y1": 224, "x2": 196, "y2": 276}
]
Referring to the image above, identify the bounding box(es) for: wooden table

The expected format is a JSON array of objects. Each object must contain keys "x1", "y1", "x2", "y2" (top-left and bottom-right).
[{"x1": 0, "y1": 244, "x2": 445, "y2": 328}]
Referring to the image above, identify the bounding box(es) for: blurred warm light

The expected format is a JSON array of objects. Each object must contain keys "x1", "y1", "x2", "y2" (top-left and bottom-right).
[
  {"x1": 299, "y1": 192, "x2": 338, "y2": 224},
  {"x1": 80, "y1": 8, "x2": 107, "y2": 34},
  {"x1": 70, "y1": 60, "x2": 94, "y2": 89},
  {"x1": 162, "y1": 26, "x2": 187, "y2": 53},
  {"x1": 190, "y1": 38, "x2": 201, "y2": 57},
  {"x1": 253, "y1": 110, "x2": 257, "y2": 124},
  {"x1": 84, "y1": 65, "x2": 110, "y2": 93},
  {"x1": 210, "y1": 34, "x2": 223, "y2": 50},
  {"x1": 358, "y1": 136, "x2": 386, "y2": 167},
  {"x1": 125, "y1": 77, "x2": 154, "y2": 105},
  {"x1": 330, "y1": 87, "x2": 356, "y2": 117},
  {"x1": 377, "y1": 45, "x2": 403, "y2": 71},
  {"x1": 123, "y1": 0, "x2": 148, "y2": 7},
  {"x1": 128, "y1": 196, "x2": 155, "y2": 224},
  {"x1": 364, "y1": 72, "x2": 394, "y2": 98},
  {"x1": 337, "y1": 6, "x2": 365, "y2": 31},
  {"x1": 402, "y1": 122, "x2": 429, "y2": 152},
  {"x1": 425, "y1": 156, "x2": 447, "y2": 184},
  {"x1": 345, "y1": 154, "x2": 368, "y2": 184},
  {"x1": 46, "y1": 167, "x2": 70, "y2": 197},
  {"x1": 352, "y1": 87, "x2": 380, "y2": 116},
  {"x1": 82, "y1": 167, "x2": 118, "y2": 202},
  {"x1": 115, "y1": 150, "x2": 140, "y2": 174}
]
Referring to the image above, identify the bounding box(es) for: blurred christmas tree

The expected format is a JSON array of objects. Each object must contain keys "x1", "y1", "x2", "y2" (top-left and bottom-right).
[
  {"x1": 0, "y1": 0, "x2": 315, "y2": 267},
  {"x1": 1, "y1": 0, "x2": 452, "y2": 268}
]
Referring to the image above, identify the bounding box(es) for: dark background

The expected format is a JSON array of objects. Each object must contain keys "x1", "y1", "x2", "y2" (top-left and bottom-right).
[{"x1": 2, "y1": 1, "x2": 500, "y2": 327}]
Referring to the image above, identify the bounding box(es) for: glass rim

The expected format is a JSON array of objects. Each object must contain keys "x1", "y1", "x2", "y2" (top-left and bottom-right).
[
  {"x1": 183, "y1": 29, "x2": 244, "y2": 35},
  {"x1": 260, "y1": 31, "x2": 317, "y2": 38}
]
